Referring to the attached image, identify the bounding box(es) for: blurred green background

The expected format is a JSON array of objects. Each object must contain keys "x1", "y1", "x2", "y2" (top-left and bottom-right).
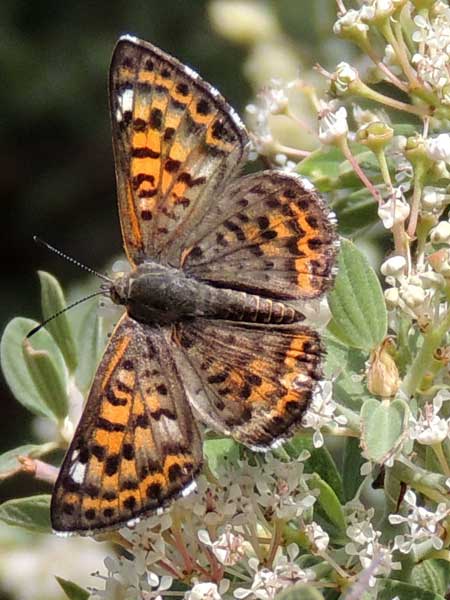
[{"x1": 0, "y1": 1, "x2": 342, "y2": 598}]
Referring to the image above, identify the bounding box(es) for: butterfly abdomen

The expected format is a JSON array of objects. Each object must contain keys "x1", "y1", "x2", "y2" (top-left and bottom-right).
[
  {"x1": 201, "y1": 286, "x2": 304, "y2": 324},
  {"x1": 113, "y1": 262, "x2": 304, "y2": 325}
]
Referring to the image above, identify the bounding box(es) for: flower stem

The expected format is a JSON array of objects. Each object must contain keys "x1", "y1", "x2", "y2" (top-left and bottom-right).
[
  {"x1": 338, "y1": 138, "x2": 381, "y2": 204},
  {"x1": 402, "y1": 307, "x2": 450, "y2": 397}
]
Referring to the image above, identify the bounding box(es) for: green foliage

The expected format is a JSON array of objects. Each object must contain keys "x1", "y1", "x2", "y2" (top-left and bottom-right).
[
  {"x1": 1, "y1": 317, "x2": 68, "y2": 421},
  {"x1": 38, "y1": 271, "x2": 78, "y2": 373},
  {"x1": 56, "y1": 577, "x2": 90, "y2": 600},
  {"x1": 0, "y1": 495, "x2": 52, "y2": 533},
  {"x1": 361, "y1": 398, "x2": 408, "y2": 463},
  {"x1": 328, "y1": 239, "x2": 388, "y2": 352}
]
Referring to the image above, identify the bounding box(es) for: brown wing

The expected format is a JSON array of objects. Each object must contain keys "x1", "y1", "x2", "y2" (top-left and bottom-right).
[
  {"x1": 182, "y1": 171, "x2": 338, "y2": 300},
  {"x1": 110, "y1": 36, "x2": 249, "y2": 266},
  {"x1": 51, "y1": 314, "x2": 202, "y2": 535},
  {"x1": 173, "y1": 319, "x2": 323, "y2": 450}
]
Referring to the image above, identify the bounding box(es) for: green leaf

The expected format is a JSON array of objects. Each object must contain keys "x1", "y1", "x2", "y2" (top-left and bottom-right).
[
  {"x1": 297, "y1": 147, "x2": 345, "y2": 192},
  {"x1": 361, "y1": 398, "x2": 408, "y2": 463},
  {"x1": 342, "y1": 437, "x2": 365, "y2": 501},
  {"x1": 324, "y1": 335, "x2": 369, "y2": 412},
  {"x1": 333, "y1": 188, "x2": 378, "y2": 235},
  {"x1": 75, "y1": 305, "x2": 106, "y2": 393},
  {"x1": 56, "y1": 577, "x2": 90, "y2": 600},
  {"x1": 1, "y1": 317, "x2": 68, "y2": 420},
  {"x1": 0, "y1": 444, "x2": 52, "y2": 480},
  {"x1": 204, "y1": 437, "x2": 240, "y2": 477},
  {"x1": 310, "y1": 473, "x2": 345, "y2": 532},
  {"x1": 411, "y1": 560, "x2": 450, "y2": 597},
  {"x1": 23, "y1": 337, "x2": 69, "y2": 421},
  {"x1": 0, "y1": 494, "x2": 51, "y2": 533},
  {"x1": 39, "y1": 271, "x2": 78, "y2": 372},
  {"x1": 328, "y1": 239, "x2": 388, "y2": 352},
  {"x1": 288, "y1": 435, "x2": 344, "y2": 502},
  {"x1": 378, "y1": 578, "x2": 445, "y2": 600},
  {"x1": 275, "y1": 584, "x2": 324, "y2": 600}
]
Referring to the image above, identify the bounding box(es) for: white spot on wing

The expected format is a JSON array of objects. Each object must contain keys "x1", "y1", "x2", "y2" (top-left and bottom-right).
[
  {"x1": 69, "y1": 462, "x2": 86, "y2": 484},
  {"x1": 119, "y1": 34, "x2": 141, "y2": 45},
  {"x1": 183, "y1": 65, "x2": 199, "y2": 80},
  {"x1": 121, "y1": 88, "x2": 134, "y2": 113},
  {"x1": 182, "y1": 480, "x2": 197, "y2": 497}
]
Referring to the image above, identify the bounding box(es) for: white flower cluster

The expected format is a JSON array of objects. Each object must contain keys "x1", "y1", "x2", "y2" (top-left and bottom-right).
[
  {"x1": 89, "y1": 453, "x2": 318, "y2": 599},
  {"x1": 412, "y1": 3, "x2": 450, "y2": 104},
  {"x1": 389, "y1": 490, "x2": 450, "y2": 553}
]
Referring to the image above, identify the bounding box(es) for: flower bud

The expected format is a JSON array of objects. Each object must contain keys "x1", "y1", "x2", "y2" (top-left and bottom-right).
[
  {"x1": 208, "y1": 1, "x2": 279, "y2": 44},
  {"x1": 378, "y1": 193, "x2": 410, "y2": 229},
  {"x1": 384, "y1": 287, "x2": 400, "y2": 309},
  {"x1": 333, "y1": 9, "x2": 369, "y2": 47},
  {"x1": 361, "y1": 0, "x2": 407, "y2": 24},
  {"x1": 367, "y1": 338, "x2": 400, "y2": 398},
  {"x1": 401, "y1": 283, "x2": 425, "y2": 308},
  {"x1": 357, "y1": 121, "x2": 394, "y2": 153},
  {"x1": 431, "y1": 221, "x2": 450, "y2": 244},
  {"x1": 330, "y1": 62, "x2": 359, "y2": 96},
  {"x1": 380, "y1": 255, "x2": 406, "y2": 277},
  {"x1": 428, "y1": 249, "x2": 450, "y2": 276}
]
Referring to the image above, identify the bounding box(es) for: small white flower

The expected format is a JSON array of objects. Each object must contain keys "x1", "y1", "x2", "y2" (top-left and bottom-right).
[
  {"x1": 318, "y1": 103, "x2": 349, "y2": 145},
  {"x1": 378, "y1": 189, "x2": 410, "y2": 229},
  {"x1": 425, "y1": 134, "x2": 450, "y2": 163},
  {"x1": 389, "y1": 490, "x2": 450, "y2": 553},
  {"x1": 198, "y1": 527, "x2": 246, "y2": 566},
  {"x1": 409, "y1": 390, "x2": 450, "y2": 445},
  {"x1": 185, "y1": 582, "x2": 222, "y2": 600},
  {"x1": 305, "y1": 522, "x2": 330, "y2": 553},
  {"x1": 302, "y1": 380, "x2": 347, "y2": 448}
]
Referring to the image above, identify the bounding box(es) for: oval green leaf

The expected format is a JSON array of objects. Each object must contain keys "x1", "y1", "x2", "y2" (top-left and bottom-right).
[
  {"x1": 275, "y1": 584, "x2": 324, "y2": 600},
  {"x1": 23, "y1": 336, "x2": 69, "y2": 420},
  {"x1": 378, "y1": 577, "x2": 445, "y2": 600},
  {"x1": 1, "y1": 317, "x2": 68, "y2": 421},
  {"x1": 309, "y1": 473, "x2": 345, "y2": 532},
  {"x1": 328, "y1": 239, "x2": 387, "y2": 352},
  {"x1": 56, "y1": 577, "x2": 90, "y2": 600},
  {"x1": 75, "y1": 306, "x2": 105, "y2": 393},
  {"x1": 0, "y1": 494, "x2": 51, "y2": 533},
  {"x1": 361, "y1": 398, "x2": 408, "y2": 463},
  {"x1": 39, "y1": 271, "x2": 78, "y2": 372}
]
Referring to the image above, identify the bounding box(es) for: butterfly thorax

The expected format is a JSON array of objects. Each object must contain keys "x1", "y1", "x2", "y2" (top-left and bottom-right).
[{"x1": 110, "y1": 261, "x2": 305, "y2": 325}]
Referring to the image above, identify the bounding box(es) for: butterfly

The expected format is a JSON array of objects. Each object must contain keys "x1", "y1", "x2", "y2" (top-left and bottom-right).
[{"x1": 50, "y1": 35, "x2": 338, "y2": 535}]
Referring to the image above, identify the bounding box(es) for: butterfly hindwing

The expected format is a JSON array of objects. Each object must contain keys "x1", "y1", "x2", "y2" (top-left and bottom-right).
[
  {"x1": 110, "y1": 36, "x2": 249, "y2": 266},
  {"x1": 173, "y1": 319, "x2": 323, "y2": 449},
  {"x1": 51, "y1": 314, "x2": 202, "y2": 535},
  {"x1": 182, "y1": 171, "x2": 338, "y2": 300}
]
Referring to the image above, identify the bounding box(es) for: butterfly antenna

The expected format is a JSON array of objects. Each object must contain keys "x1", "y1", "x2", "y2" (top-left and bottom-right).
[
  {"x1": 27, "y1": 291, "x2": 107, "y2": 339},
  {"x1": 33, "y1": 236, "x2": 112, "y2": 284}
]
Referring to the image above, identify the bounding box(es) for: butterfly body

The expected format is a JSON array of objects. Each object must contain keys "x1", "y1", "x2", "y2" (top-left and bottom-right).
[
  {"x1": 111, "y1": 261, "x2": 306, "y2": 325},
  {"x1": 50, "y1": 35, "x2": 339, "y2": 536}
]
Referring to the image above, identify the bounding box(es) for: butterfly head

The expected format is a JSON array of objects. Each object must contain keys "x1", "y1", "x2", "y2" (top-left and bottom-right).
[{"x1": 109, "y1": 272, "x2": 130, "y2": 307}]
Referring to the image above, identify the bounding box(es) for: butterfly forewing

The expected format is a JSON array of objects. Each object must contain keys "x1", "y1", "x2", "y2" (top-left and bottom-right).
[
  {"x1": 51, "y1": 314, "x2": 202, "y2": 534},
  {"x1": 110, "y1": 36, "x2": 250, "y2": 266},
  {"x1": 173, "y1": 319, "x2": 323, "y2": 449},
  {"x1": 182, "y1": 171, "x2": 338, "y2": 300}
]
